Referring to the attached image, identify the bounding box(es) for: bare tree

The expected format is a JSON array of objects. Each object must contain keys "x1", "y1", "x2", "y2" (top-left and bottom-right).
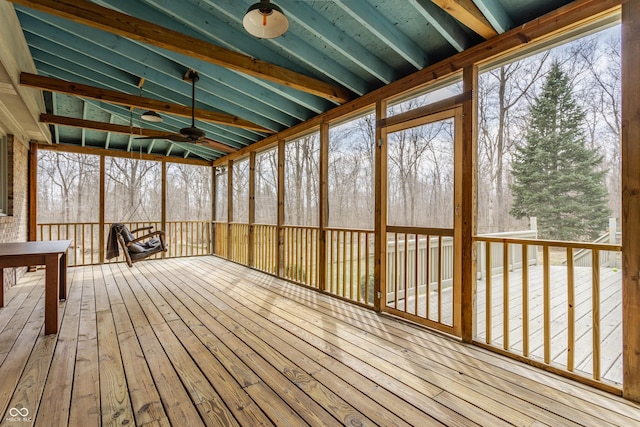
[
  {"x1": 167, "y1": 163, "x2": 211, "y2": 221},
  {"x1": 255, "y1": 148, "x2": 278, "y2": 224},
  {"x1": 105, "y1": 158, "x2": 160, "y2": 222},
  {"x1": 232, "y1": 159, "x2": 250, "y2": 223},
  {"x1": 285, "y1": 134, "x2": 319, "y2": 226},
  {"x1": 37, "y1": 151, "x2": 99, "y2": 223}
]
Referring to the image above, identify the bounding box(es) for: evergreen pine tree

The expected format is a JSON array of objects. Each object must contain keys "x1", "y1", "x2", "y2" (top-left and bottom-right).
[{"x1": 510, "y1": 61, "x2": 610, "y2": 241}]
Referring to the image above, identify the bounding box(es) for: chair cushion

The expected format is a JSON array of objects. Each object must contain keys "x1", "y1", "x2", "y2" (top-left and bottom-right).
[
  {"x1": 128, "y1": 243, "x2": 146, "y2": 253},
  {"x1": 142, "y1": 238, "x2": 161, "y2": 249}
]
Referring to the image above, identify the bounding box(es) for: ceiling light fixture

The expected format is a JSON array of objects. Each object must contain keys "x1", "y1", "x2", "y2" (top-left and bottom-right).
[
  {"x1": 141, "y1": 110, "x2": 163, "y2": 122},
  {"x1": 138, "y1": 79, "x2": 163, "y2": 123},
  {"x1": 243, "y1": 0, "x2": 289, "y2": 39}
]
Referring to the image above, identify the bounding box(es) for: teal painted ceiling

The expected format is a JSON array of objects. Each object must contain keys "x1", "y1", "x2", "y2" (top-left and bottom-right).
[{"x1": 13, "y1": 0, "x2": 574, "y2": 162}]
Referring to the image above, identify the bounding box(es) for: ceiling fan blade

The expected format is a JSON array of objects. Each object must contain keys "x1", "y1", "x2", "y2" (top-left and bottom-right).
[
  {"x1": 199, "y1": 137, "x2": 237, "y2": 153},
  {"x1": 167, "y1": 135, "x2": 194, "y2": 142},
  {"x1": 134, "y1": 135, "x2": 163, "y2": 140},
  {"x1": 135, "y1": 133, "x2": 191, "y2": 142}
]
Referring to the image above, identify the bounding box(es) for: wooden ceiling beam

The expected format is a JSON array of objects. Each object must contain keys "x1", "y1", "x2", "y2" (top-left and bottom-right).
[
  {"x1": 8, "y1": 0, "x2": 352, "y2": 103},
  {"x1": 21, "y1": 73, "x2": 272, "y2": 134},
  {"x1": 431, "y1": 0, "x2": 498, "y2": 38},
  {"x1": 39, "y1": 113, "x2": 237, "y2": 153},
  {"x1": 38, "y1": 140, "x2": 212, "y2": 166}
]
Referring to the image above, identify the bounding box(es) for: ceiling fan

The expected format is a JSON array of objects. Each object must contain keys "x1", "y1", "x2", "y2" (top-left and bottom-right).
[{"x1": 137, "y1": 69, "x2": 206, "y2": 143}]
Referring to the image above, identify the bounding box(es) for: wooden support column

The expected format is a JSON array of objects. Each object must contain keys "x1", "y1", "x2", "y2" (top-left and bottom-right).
[
  {"x1": 461, "y1": 65, "x2": 478, "y2": 342},
  {"x1": 211, "y1": 165, "x2": 216, "y2": 255},
  {"x1": 248, "y1": 152, "x2": 256, "y2": 267},
  {"x1": 28, "y1": 142, "x2": 38, "y2": 241},
  {"x1": 318, "y1": 120, "x2": 329, "y2": 292},
  {"x1": 161, "y1": 160, "x2": 167, "y2": 258},
  {"x1": 374, "y1": 100, "x2": 387, "y2": 312},
  {"x1": 277, "y1": 139, "x2": 285, "y2": 278},
  {"x1": 622, "y1": 0, "x2": 640, "y2": 403},
  {"x1": 98, "y1": 155, "x2": 105, "y2": 263},
  {"x1": 227, "y1": 160, "x2": 234, "y2": 260}
]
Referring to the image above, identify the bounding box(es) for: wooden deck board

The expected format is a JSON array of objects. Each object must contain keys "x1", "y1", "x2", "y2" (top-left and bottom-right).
[
  {"x1": 0, "y1": 256, "x2": 638, "y2": 426},
  {"x1": 147, "y1": 261, "x2": 418, "y2": 427},
  {"x1": 68, "y1": 265, "x2": 100, "y2": 426},
  {"x1": 34, "y1": 266, "x2": 81, "y2": 427},
  {"x1": 208, "y1": 260, "x2": 601, "y2": 427}
]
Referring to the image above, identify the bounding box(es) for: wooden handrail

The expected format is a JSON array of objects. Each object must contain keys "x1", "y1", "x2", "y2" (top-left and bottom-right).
[{"x1": 474, "y1": 235, "x2": 622, "y2": 251}]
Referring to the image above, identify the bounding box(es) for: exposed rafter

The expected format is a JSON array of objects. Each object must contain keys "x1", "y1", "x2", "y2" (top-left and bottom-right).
[
  {"x1": 17, "y1": 8, "x2": 329, "y2": 122},
  {"x1": 472, "y1": 0, "x2": 514, "y2": 33},
  {"x1": 282, "y1": 1, "x2": 398, "y2": 84},
  {"x1": 39, "y1": 113, "x2": 237, "y2": 153},
  {"x1": 409, "y1": 0, "x2": 471, "y2": 52},
  {"x1": 7, "y1": 0, "x2": 353, "y2": 103},
  {"x1": 20, "y1": 73, "x2": 273, "y2": 134},
  {"x1": 333, "y1": 0, "x2": 429, "y2": 70},
  {"x1": 431, "y1": 0, "x2": 498, "y2": 38}
]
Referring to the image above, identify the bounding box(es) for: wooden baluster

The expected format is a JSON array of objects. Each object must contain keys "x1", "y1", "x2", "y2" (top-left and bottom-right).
[
  {"x1": 503, "y1": 242, "x2": 510, "y2": 350},
  {"x1": 567, "y1": 247, "x2": 575, "y2": 371},
  {"x1": 414, "y1": 233, "x2": 419, "y2": 316},
  {"x1": 592, "y1": 249, "x2": 601, "y2": 380},
  {"x1": 543, "y1": 245, "x2": 551, "y2": 364},
  {"x1": 522, "y1": 244, "x2": 529, "y2": 357},
  {"x1": 485, "y1": 241, "x2": 492, "y2": 344},
  {"x1": 437, "y1": 235, "x2": 443, "y2": 323}
]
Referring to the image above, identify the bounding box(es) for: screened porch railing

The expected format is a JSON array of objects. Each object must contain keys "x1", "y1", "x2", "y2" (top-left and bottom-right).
[
  {"x1": 326, "y1": 228, "x2": 375, "y2": 307},
  {"x1": 37, "y1": 221, "x2": 212, "y2": 266},
  {"x1": 474, "y1": 236, "x2": 623, "y2": 385}
]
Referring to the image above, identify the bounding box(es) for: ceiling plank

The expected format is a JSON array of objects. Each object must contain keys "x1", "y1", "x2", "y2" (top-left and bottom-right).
[
  {"x1": 39, "y1": 113, "x2": 237, "y2": 153},
  {"x1": 7, "y1": 0, "x2": 352, "y2": 103},
  {"x1": 133, "y1": 0, "x2": 368, "y2": 96},
  {"x1": 214, "y1": 0, "x2": 621, "y2": 166},
  {"x1": 16, "y1": 8, "x2": 330, "y2": 119},
  {"x1": 333, "y1": 0, "x2": 428, "y2": 70},
  {"x1": 431, "y1": 0, "x2": 498, "y2": 38},
  {"x1": 21, "y1": 73, "x2": 273, "y2": 134},
  {"x1": 282, "y1": 1, "x2": 397, "y2": 84}
]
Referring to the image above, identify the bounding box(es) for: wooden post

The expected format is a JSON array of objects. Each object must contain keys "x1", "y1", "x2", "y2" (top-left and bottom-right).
[
  {"x1": 227, "y1": 160, "x2": 234, "y2": 260},
  {"x1": 248, "y1": 152, "x2": 256, "y2": 267},
  {"x1": 28, "y1": 142, "x2": 38, "y2": 242},
  {"x1": 277, "y1": 139, "x2": 285, "y2": 278},
  {"x1": 622, "y1": 0, "x2": 640, "y2": 403},
  {"x1": 460, "y1": 65, "x2": 478, "y2": 342},
  {"x1": 210, "y1": 166, "x2": 216, "y2": 255},
  {"x1": 318, "y1": 120, "x2": 329, "y2": 291},
  {"x1": 161, "y1": 160, "x2": 167, "y2": 258},
  {"x1": 99, "y1": 155, "x2": 105, "y2": 263},
  {"x1": 374, "y1": 100, "x2": 387, "y2": 312}
]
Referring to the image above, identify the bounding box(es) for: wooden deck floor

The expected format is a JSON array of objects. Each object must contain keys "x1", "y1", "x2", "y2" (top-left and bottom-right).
[{"x1": 1, "y1": 256, "x2": 639, "y2": 426}]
